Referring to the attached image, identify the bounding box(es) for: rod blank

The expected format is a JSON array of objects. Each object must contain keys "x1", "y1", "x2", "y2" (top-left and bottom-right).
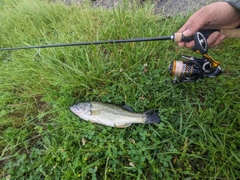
[{"x1": 0, "y1": 36, "x2": 171, "y2": 51}]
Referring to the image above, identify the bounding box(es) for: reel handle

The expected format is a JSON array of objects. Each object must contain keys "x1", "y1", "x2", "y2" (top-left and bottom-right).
[{"x1": 191, "y1": 32, "x2": 208, "y2": 54}]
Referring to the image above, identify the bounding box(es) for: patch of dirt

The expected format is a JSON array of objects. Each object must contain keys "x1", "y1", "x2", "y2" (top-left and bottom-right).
[
  {"x1": 154, "y1": 0, "x2": 217, "y2": 15},
  {"x1": 61, "y1": 0, "x2": 217, "y2": 15}
]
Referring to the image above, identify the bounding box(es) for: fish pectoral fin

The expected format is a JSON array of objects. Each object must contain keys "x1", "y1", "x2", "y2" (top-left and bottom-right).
[
  {"x1": 90, "y1": 110, "x2": 101, "y2": 115},
  {"x1": 116, "y1": 124, "x2": 132, "y2": 128}
]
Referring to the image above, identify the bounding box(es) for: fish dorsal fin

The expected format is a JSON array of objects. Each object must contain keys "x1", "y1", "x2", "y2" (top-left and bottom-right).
[
  {"x1": 122, "y1": 105, "x2": 134, "y2": 112},
  {"x1": 90, "y1": 110, "x2": 101, "y2": 115}
]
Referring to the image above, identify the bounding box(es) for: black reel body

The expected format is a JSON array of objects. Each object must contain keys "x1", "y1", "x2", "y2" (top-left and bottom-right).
[{"x1": 168, "y1": 55, "x2": 222, "y2": 83}]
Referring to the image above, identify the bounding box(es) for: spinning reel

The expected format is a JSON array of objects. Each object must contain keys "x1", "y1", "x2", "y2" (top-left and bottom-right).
[{"x1": 168, "y1": 32, "x2": 222, "y2": 83}]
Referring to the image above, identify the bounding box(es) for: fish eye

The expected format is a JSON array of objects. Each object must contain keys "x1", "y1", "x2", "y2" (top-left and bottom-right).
[{"x1": 73, "y1": 105, "x2": 82, "y2": 111}]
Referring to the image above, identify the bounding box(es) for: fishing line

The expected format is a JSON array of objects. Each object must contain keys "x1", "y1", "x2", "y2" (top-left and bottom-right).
[{"x1": 34, "y1": 48, "x2": 42, "y2": 62}]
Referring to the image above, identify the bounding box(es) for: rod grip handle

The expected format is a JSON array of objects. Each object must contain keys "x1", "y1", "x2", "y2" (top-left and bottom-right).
[
  {"x1": 219, "y1": 28, "x2": 240, "y2": 38},
  {"x1": 173, "y1": 28, "x2": 240, "y2": 43}
]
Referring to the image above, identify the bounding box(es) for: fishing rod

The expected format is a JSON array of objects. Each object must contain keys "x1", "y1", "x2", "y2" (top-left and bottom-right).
[
  {"x1": 1, "y1": 29, "x2": 239, "y2": 51},
  {"x1": 1, "y1": 28, "x2": 240, "y2": 83}
]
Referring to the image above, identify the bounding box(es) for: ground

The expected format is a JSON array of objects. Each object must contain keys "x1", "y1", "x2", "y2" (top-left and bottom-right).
[{"x1": 62, "y1": 0, "x2": 217, "y2": 15}]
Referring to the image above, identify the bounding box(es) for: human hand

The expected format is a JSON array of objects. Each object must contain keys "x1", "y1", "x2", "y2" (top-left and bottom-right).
[{"x1": 178, "y1": 2, "x2": 240, "y2": 48}]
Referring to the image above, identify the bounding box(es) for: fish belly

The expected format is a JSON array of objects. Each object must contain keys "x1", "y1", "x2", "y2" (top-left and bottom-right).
[{"x1": 90, "y1": 113, "x2": 144, "y2": 128}]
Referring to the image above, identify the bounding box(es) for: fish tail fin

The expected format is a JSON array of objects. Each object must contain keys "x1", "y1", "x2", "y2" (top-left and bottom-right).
[{"x1": 144, "y1": 110, "x2": 161, "y2": 124}]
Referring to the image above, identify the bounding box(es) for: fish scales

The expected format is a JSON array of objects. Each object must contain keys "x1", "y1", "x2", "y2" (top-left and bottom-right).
[
  {"x1": 70, "y1": 101, "x2": 160, "y2": 128},
  {"x1": 92, "y1": 102, "x2": 144, "y2": 117}
]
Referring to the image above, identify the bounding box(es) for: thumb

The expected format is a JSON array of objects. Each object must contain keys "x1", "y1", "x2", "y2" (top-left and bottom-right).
[
  {"x1": 178, "y1": 20, "x2": 201, "y2": 37},
  {"x1": 183, "y1": 29, "x2": 193, "y2": 37},
  {"x1": 180, "y1": 7, "x2": 208, "y2": 37},
  {"x1": 182, "y1": 22, "x2": 201, "y2": 37}
]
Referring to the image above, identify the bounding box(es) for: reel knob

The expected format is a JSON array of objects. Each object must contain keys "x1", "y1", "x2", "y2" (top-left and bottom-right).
[{"x1": 192, "y1": 32, "x2": 208, "y2": 54}]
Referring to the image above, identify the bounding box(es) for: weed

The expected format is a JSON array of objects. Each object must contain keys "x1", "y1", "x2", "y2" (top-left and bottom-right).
[{"x1": 0, "y1": 0, "x2": 240, "y2": 179}]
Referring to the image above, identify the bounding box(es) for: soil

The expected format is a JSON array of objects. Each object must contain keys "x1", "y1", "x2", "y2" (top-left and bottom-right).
[{"x1": 62, "y1": 0, "x2": 217, "y2": 15}]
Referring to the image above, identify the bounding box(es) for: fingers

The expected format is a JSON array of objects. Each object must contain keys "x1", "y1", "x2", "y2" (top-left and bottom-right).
[
  {"x1": 177, "y1": 41, "x2": 194, "y2": 48},
  {"x1": 178, "y1": 6, "x2": 209, "y2": 35},
  {"x1": 177, "y1": 5, "x2": 214, "y2": 48},
  {"x1": 178, "y1": 32, "x2": 226, "y2": 49},
  {"x1": 207, "y1": 32, "x2": 225, "y2": 48}
]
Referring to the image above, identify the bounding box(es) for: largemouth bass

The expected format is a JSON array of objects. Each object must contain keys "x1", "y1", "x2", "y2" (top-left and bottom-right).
[{"x1": 70, "y1": 101, "x2": 161, "y2": 128}]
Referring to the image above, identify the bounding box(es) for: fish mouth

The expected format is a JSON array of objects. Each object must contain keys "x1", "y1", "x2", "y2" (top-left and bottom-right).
[{"x1": 70, "y1": 104, "x2": 87, "y2": 116}]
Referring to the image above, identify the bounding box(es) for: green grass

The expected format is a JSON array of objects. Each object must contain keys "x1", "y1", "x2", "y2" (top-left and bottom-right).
[{"x1": 0, "y1": 0, "x2": 240, "y2": 179}]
